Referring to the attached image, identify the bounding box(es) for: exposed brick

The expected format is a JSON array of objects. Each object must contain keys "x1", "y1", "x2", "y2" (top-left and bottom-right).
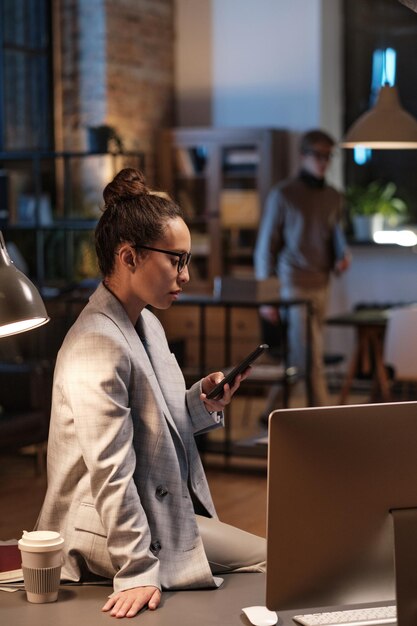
[{"x1": 57, "y1": 0, "x2": 175, "y2": 186}]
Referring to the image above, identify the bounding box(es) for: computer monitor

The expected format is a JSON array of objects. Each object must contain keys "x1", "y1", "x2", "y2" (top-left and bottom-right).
[{"x1": 266, "y1": 401, "x2": 417, "y2": 626}]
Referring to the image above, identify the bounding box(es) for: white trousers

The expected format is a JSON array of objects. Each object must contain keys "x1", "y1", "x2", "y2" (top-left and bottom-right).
[{"x1": 196, "y1": 515, "x2": 266, "y2": 574}]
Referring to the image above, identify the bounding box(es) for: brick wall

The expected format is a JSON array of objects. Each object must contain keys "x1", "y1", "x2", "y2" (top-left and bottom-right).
[
  {"x1": 105, "y1": 0, "x2": 175, "y2": 183},
  {"x1": 57, "y1": 0, "x2": 175, "y2": 186}
]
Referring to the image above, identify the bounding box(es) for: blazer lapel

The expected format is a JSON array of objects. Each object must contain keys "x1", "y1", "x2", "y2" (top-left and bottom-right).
[
  {"x1": 89, "y1": 285, "x2": 183, "y2": 439},
  {"x1": 138, "y1": 311, "x2": 190, "y2": 447}
]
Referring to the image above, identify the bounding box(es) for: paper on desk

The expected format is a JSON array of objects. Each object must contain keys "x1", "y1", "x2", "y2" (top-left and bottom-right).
[{"x1": 0, "y1": 585, "x2": 23, "y2": 592}]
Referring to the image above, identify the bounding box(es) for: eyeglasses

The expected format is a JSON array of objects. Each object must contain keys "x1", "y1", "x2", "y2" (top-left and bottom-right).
[
  {"x1": 304, "y1": 149, "x2": 333, "y2": 163},
  {"x1": 136, "y1": 245, "x2": 192, "y2": 274}
]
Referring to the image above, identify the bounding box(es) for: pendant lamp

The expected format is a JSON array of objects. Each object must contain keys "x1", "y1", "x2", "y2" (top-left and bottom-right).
[
  {"x1": 341, "y1": 84, "x2": 417, "y2": 149},
  {"x1": 0, "y1": 232, "x2": 49, "y2": 337}
]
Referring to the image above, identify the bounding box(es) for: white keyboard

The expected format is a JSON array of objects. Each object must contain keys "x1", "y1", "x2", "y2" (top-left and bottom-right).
[{"x1": 292, "y1": 605, "x2": 396, "y2": 626}]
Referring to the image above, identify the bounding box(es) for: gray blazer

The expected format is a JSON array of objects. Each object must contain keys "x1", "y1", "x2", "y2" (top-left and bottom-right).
[{"x1": 36, "y1": 283, "x2": 224, "y2": 593}]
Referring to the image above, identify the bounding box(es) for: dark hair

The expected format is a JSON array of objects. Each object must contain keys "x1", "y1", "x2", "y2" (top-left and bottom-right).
[
  {"x1": 95, "y1": 168, "x2": 183, "y2": 276},
  {"x1": 300, "y1": 129, "x2": 335, "y2": 154}
]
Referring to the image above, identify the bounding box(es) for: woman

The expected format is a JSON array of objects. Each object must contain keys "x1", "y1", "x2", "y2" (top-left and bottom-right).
[{"x1": 37, "y1": 168, "x2": 266, "y2": 618}]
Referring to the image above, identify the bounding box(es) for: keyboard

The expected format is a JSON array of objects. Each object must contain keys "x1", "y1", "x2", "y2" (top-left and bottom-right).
[{"x1": 292, "y1": 605, "x2": 396, "y2": 626}]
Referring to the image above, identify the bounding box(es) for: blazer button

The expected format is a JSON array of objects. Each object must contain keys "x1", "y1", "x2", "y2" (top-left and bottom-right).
[
  {"x1": 150, "y1": 540, "x2": 162, "y2": 555},
  {"x1": 155, "y1": 485, "x2": 169, "y2": 499}
]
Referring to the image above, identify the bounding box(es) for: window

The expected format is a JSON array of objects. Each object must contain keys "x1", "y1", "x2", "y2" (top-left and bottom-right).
[{"x1": 0, "y1": 0, "x2": 53, "y2": 151}]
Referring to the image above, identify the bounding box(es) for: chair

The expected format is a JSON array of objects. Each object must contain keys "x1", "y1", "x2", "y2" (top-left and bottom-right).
[{"x1": 383, "y1": 305, "x2": 417, "y2": 400}]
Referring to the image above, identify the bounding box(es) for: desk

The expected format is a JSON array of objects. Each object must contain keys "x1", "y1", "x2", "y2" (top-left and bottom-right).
[
  {"x1": 1, "y1": 575, "x2": 393, "y2": 626},
  {"x1": 175, "y1": 293, "x2": 314, "y2": 407},
  {"x1": 2, "y1": 573, "x2": 270, "y2": 626},
  {"x1": 326, "y1": 309, "x2": 391, "y2": 404},
  {"x1": 57, "y1": 289, "x2": 314, "y2": 406},
  {"x1": 172, "y1": 294, "x2": 313, "y2": 458}
]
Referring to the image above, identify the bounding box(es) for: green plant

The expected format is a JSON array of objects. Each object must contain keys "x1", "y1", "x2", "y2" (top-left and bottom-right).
[{"x1": 346, "y1": 181, "x2": 408, "y2": 225}]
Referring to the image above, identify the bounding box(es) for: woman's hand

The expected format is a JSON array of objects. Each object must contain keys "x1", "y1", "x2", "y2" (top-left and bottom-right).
[
  {"x1": 335, "y1": 253, "x2": 351, "y2": 275},
  {"x1": 102, "y1": 585, "x2": 161, "y2": 618},
  {"x1": 200, "y1": 368, "x2": 251, "y2": 413}
]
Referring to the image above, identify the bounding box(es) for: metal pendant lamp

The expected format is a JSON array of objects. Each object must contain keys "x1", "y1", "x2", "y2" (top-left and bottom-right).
[
  {"x1": 0, "y1": 232, "x2": 49, "y2": 337},
  {"x1": 341, "y1": 84, "x2": 417, "y2": 149}
]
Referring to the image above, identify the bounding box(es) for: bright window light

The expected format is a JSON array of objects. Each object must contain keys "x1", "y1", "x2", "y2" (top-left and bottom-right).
[
  {"x1": 383, "y1": 48, "x2": 396, "y2": 85},
  {"x1": 373, "y1": 230, "x2": 417, "y2": 247},
  {"x1": 353, "y1": 146, "x2": 372, "y2": 165},
  {"x1": 370, "y1": 48, "x2": 397, "y2": 105}
]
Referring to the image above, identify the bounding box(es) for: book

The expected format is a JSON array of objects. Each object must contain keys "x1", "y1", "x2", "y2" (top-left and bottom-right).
[
  {"x1": 223, "y1": 148, "x2": 259, "y2": 167},
  {"x1": 0, "y1": 542, "x2": 23, "y2": 583}
]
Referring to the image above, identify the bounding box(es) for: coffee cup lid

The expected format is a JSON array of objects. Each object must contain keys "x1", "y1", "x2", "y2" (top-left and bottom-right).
[{"x1": 18, "y1": 530, "x2": 64, "y2": 552}]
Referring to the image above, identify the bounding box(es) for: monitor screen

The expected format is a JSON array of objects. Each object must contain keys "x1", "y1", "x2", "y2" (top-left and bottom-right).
[{"x1": 266, "y1": 401, "x2": 417, "y2": 624}]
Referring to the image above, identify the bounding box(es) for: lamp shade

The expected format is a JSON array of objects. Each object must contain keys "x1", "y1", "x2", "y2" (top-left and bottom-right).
[
  {"x1": 398, "y1": 0, "x2": 417, "y2": 12},
  {"x1": 341, "y1": 85, "x2": 417, "y2": 149},
  {"x1": 0, "y1": 232, "x2": 49, "y2": 337}
]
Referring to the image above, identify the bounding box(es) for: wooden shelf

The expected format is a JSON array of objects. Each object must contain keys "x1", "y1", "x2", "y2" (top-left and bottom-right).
[
  {"x1": 1, "y1": 150, "x2": 144, "y2": 286},
  {"x1": 157, "y1": 127, "x2": 292, "y2": 288}
]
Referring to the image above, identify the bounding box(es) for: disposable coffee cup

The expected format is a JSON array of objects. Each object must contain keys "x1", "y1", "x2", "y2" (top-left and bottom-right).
[{"x1": 18, "y1": 530, "x2": 65, "y2": 603}]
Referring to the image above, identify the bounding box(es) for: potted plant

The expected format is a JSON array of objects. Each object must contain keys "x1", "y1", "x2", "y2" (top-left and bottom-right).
[{"x1": 345, "y1": 180, "x2": 408, "y2": 241}]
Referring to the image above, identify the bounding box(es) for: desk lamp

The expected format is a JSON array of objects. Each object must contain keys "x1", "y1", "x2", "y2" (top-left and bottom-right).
[
  {"x1": 0, "y1": 232, "x2": 49, "y2": 337},
  {"x1": 398, "y1": 0, "x2": 417, "y2": 12}
]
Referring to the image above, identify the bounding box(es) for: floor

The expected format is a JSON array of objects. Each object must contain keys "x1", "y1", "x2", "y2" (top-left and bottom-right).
[{"x1": 0, "y1": 385, "x2": 369, "y2": 543}]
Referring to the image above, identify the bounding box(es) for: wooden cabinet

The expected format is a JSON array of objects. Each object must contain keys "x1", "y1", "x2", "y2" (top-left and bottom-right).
[
  {"x1": 155, "y1": 304, "x2": 262, "y2": 373},
  {"x1": 157, "y1": 127, "x2": 291, "y2": 290}
]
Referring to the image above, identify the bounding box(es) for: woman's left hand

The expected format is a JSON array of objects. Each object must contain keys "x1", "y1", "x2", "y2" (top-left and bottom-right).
[{"x1": 200, "y1": 368, "x2": 251, "y2": 413}]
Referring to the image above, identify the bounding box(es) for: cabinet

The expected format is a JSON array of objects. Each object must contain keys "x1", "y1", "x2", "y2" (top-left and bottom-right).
[
  {"x1": 156, "y1": 302, "x2": 263, "y2": 372},
  {"x1": 0, "y1": 150, "x2": 144, "y2": 287},
  {"x1": 157, "y1": 127, "x2": 291, "y2": 289}
]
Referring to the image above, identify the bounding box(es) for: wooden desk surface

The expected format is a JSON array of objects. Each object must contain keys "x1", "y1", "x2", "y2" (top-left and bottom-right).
[
  {"x1": 3, "y1": 575, "x2": 390, "y2": 625},
  {"x1": 2, "y1": 573, "x2": 291, "y2": 626}
]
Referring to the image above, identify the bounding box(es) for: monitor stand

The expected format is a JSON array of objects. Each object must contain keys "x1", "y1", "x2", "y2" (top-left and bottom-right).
[{"x1": 391, "y1": 507, "x2": 417, "y2": 626}]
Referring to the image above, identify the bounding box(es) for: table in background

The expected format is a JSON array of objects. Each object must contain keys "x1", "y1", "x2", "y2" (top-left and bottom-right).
[
  {"x1": 175, "y1": 293, "x2": 313, "y2": 406},
  {"x1": 173, "y1": 294, "x2": 313, "y2": 458},
  {"x1": 326, "y1": 308, "x2": 391, "y2": 404},
  {"x1": 54, "y1": 289, "x2": 314, "y2": 409},
  {"x1": 55, "y1": 289, "x2": 314, "y2": 458}
]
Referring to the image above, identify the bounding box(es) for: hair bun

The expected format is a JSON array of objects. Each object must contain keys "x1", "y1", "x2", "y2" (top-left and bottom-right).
[{"x1": 103, "y1": 168, "x2": 149, "y2": 205}]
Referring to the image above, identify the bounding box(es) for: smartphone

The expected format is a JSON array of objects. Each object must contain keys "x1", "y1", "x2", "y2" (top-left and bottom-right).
[{"x1": 206, "y1": 343, "x2": 269, "y2": 400}]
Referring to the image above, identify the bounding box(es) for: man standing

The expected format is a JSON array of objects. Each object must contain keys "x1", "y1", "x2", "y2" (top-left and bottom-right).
[{"x1": 254, "y1": 129, "x2": 350, "y2": 407}]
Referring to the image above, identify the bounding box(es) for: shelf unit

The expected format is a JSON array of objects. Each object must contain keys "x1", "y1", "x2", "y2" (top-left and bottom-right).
[
  {"x1": 157, "y1": 127, "x2": 292, "y2": 289},
  {"x1": 0, "y1": 150, "x2": 144, "y2": 287}
]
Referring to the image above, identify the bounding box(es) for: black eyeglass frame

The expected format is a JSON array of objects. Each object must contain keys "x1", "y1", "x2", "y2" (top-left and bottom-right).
[{"x1": 135, "y1": 245, "x2": 192, "y2": 274}]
